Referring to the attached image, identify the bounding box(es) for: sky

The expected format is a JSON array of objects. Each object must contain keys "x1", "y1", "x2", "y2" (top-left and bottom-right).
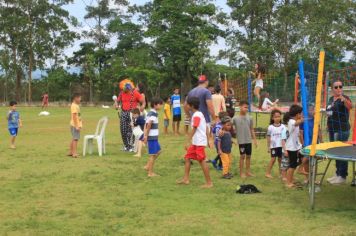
[{"x1": 62, "y1": 0, "x2": 231, "y2": 65}]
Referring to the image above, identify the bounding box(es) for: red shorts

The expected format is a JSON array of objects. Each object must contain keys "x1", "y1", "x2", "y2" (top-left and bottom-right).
[{"x1": 185, "y1": 145, "x2": 206, "y2": 161}]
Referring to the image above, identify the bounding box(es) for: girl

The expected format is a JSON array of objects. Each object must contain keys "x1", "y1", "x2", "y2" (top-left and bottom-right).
[
  {"x1": 260, "y1": 92, "x2": 279, "y2": 111},
  {"x1": 251, "y1": 63, "x2": 266, "y2": 105},
  {"x1": 284, "y1": 105, "x2": 304, "y2": 188},
  {"x1": 265, "y1": 109, "x2": 286, "y2": 179}
]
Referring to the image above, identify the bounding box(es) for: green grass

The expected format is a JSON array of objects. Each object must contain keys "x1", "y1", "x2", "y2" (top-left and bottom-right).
[{"x1": 0, "y1": 107, "x2": 355, "y2": 236}]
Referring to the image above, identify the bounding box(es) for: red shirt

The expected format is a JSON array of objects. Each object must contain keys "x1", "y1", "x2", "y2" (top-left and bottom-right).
[
  {"x1": 42, "y1": 94, "x2": 48, "y2": 102},
  {"x1": 117, "y1": 90, "x2": 142, "y2": 111}
]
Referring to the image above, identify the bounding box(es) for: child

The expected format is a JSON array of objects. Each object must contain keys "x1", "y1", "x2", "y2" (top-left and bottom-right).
[
  {"x1": 163, "y1": 97, "x2": 171, "y2": 135},
  {"x1": 265, "y1": 109, "x2": 286, "y2": 179},
  {"x1": 7, "y1": 101, "x2": 22, "y2": 149},
  {"x1": 183, "y1": 94, "x2": 190, "y2": 135},
  {"x1": 299, "y1": 105, "x2": 323, "y2": 183},
  {"x1": 69, "y1": 93, "x2": 82, "y2": 158},
  {"x1": 211, "y1": 111, "x2": 229, "y2": 170},
  {"x1": 177, "y1": 96, "x2": 213, "y2": 188},
  {"x1": 218, "y1": 116, "x2": 234, "y2": 179},
  {"x1": 260, "y1": 92, "x2": 279, "y2": 111},
  {"x1": 232, "y1": 100, "x2": 257, "y2": 178},
  {"x1": 171, "y1": 88, "x2": 182, "y2": 135},
  {"x1": 42, "y1": 92, "x2": 49, "y2": 110},
  {"x1": 143, "y1": 97, "x2": 163, "y2": 177},
  {"x1": 131, "y1": 108, "x2": 146, "y2": 158},
  {"x1": 284, "y1": 104, "x2": 303, "y2": 188}
]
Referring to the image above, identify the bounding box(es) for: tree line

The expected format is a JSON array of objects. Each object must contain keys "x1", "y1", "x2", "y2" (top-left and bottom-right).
[{"x1": 0, "y1": 0, "x2": 355, "y2": 103}]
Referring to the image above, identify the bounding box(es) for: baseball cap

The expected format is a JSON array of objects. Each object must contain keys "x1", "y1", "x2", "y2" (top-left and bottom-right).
[{"x1": 198, "y1": 75, "x2": 208, "y2": 83}]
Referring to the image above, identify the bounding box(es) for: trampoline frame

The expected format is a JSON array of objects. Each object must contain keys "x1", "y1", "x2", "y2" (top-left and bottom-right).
[{"x1": 301, "y1": 147, "x2": 356, "y2": 210}]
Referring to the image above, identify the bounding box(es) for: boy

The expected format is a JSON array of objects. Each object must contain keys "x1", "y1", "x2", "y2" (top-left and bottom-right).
[
  {"x1": 211, "y1": 111, "x2": 229, "y2": 170},
  {"x1": 68, "y1": 93, "x2": 82, "y2": 158},
  {"x1": 218, "y1": 116, "x2": 234, "y2": 179},
  {"x1": 163, "y1": 97, "x2": 171, "y2": 135},
  {"x1": 177, "y1": 97, "x2": 213, "y2": 188},
  {"x1": 7, "y1": 101, "x2": 22, "y2": 149},
  {"x1": 131, "y1": 108, "x2": 146, "y2": 158},
  {"x1": 144, "y1": 97, "x2": 163, "y2": 177},
  {"x1": 232, "y1": 100, "x2": 257, "y2": 178},
  {"x1": 171, "y1": 88, "x2": 182, "y2": 135}
]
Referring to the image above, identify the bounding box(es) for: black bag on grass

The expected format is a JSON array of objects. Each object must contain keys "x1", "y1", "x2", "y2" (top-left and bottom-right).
[{"x1": 236, "y1": 184, "x2": 261, "y2": 194}]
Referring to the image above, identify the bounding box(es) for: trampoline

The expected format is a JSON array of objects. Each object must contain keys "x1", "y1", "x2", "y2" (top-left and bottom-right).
[{"x1": 301, "y1": 143, "x2": 356, "y2": 209}]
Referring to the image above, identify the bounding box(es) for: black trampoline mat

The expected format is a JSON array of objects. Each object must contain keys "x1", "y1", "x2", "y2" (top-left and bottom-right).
[{"x1": 325, "y1": 146, "x2": 356, "y2": 160}]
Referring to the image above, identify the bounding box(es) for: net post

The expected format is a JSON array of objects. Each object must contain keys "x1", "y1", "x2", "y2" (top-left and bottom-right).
[
  {"x1": 323, "y1": 71, "x2": 329, "y2": 109},
  {"x1": 248, "y1": 77, "x2": 252, "y2": 112},
  {"x1": 311, "y1": 49, "x2": 325, "y2": 156},
  {"x1": 299, "y1": 59, "x2": 310, "y2": 146},
  {"x1": 294, "y1": 73, "x2": 299, "y2": 104},
  {"x1": 352, "y1": 108, "x2": 356, "y2": 144}
]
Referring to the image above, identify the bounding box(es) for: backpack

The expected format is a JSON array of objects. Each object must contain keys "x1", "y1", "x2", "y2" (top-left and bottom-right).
[{"x1": 236, "y1": 184, "x2": 261, "y2": 194}]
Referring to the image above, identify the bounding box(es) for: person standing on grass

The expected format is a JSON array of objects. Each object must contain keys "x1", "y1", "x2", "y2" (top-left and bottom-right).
[
  {"x1": 284, "y1": 104, "x2": 303, "y2": 188},
  {"x1": 232, "y1": 100, "x2": 257, "y2": 178},
  {"x1": 163, "y1": 97, "x2": 171, "y2": 135},
  {"x1": 212, "y1": 85, "x2": 226, "y2": 119},
  {"x1": 326, "y1": 80, "x2": 352, "y2": 185},
  {"x1": 68, "y1": 94, "x2": 82, "y2": 158},
  {"x1": 144, "y1": 97, "x2": 163, "y2": 177},
  {"x1": 218, "y1": 116, "x2": 234, "y2": 179},
  {"x1": 41, "y1": 92, "x2": 49, "y2": 110},
  {"x1": 116, "y1": 82, "x2": 145, "y2": 152},
  {"x1": 177, "y1": 97, "x2": 213, "y2": 188},
  {"x1": 7, "y1": 101, "x2": 22, "y2": 149},
  {"x1": 131, "y1": 108, "x2": 146, "y2": 158},
  {"x1": 265, "y1": 109, "x2": 286, "y2": 179},
  {"x1": 171, "y1": 88, "x2": 182, "y2": 135},
  {"x1": 211, "y1": 111, "x2": 229, "y2": 170}
]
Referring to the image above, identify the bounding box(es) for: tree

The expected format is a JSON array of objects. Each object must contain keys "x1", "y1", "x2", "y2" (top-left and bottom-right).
[{"x1": 137, "y1": 0, "x2": 223, "y2": 95}]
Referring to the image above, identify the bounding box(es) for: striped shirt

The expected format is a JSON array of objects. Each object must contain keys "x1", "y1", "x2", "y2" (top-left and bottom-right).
[{"x1": 146, "y1": 109, "x2": 159, "y2": 140}]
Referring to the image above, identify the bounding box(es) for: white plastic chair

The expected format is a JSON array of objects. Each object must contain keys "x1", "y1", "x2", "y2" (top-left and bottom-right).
[{"x1": 83, "y1": 116, "x2": 108, "y2": 157}]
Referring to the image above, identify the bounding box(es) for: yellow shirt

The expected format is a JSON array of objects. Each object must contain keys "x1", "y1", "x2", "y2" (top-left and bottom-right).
[
  {"x1": 70, "y1": 103, "x2": 82, "y2": 128},
  {"x1": 164, "y1": 103, "x2": 171, "y2": 120}
]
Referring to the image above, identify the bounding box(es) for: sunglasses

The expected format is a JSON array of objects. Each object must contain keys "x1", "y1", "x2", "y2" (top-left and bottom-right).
[{"x1": 334, "y1": 85, "x2": 343, "y2": 89}]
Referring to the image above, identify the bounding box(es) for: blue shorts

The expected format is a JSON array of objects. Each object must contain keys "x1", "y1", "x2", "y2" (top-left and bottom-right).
[
  {"x1": 148, "y1": 140, "x2": 161, "y2": 155},
  {"x1": 9, "y1": 128, "x2": 18, "y2": 137}
]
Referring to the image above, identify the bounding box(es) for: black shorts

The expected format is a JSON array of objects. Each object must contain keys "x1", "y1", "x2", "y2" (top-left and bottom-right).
[
  {"x1": 239, "y1": 143, "x2": 252, "y2": 156},
  {"x1": 173, "y1": 115, "x2": 181, "y2": 122},
  {"x1": 271, "y1": 147, "x2": 283, "y2": 158},
  {"x1": 287, "y1": 150, "x2": 302, "y2": 169}
]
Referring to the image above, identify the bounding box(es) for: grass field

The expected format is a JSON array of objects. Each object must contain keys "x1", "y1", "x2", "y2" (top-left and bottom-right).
[{"x1": 0, "y1": 107, "x2": 355, "y2": 236}]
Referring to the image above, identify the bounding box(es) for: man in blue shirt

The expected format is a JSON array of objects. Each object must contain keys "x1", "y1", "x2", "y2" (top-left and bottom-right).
[
  {"x1": 171, "y1": 88, "x2": 182, "y2": 135},
  {"x1": 7, "y1": 101, "x2": 22, "y2": 149}
]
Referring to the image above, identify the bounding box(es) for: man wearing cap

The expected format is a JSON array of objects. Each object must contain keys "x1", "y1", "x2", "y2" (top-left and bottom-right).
[{"x1": 184, "y1": 75, "x2": 216, "y2": 144}]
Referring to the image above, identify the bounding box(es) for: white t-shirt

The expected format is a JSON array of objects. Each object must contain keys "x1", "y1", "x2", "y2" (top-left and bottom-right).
[
  {"x1": 262, "y1": 98, "x2": 273, "y2": 110},
  {"x1": 146, "y1": 109, "x2": 159, "y2": 140},
  {"x1": 191, "y1": 111, "x2": 207, "y2": 146},
  {"x1": 267, "y1": 124, "x2": 286, "y2": 148},
  {"x1": 286, "y1": 119, "x2": 302, "y2": 151}
]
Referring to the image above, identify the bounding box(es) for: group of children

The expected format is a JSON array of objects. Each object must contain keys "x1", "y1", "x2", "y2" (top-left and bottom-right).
[{"x1": 6, "y1": 89, "x2": 313, "y2": 189}]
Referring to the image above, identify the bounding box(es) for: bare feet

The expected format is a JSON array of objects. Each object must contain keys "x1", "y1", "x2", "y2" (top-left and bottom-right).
[
  {"x1": 148, "y1": 173, "x2": 160, "y2": 177},
  {"x1": 176, "y1": 179, "x2": 190, "y2": 185},
  {"x1": 246, "y1": 172, "x2": 255, "y2": 177},
  {"x1": 285, "y1": 183, "x2": 296, "y2": 188},
  {"x1": 282, "y1": 178, "x2": 287, "y2": 182},
  {"x1": 10, "y1": 145, "x2": 16, "y2": 149},
  {"x1": 265, "y1": 174, "x2": 273, "y2": 179},
  {"x1": 133, "y1": 154, "x2": 141, "y2": 158},
  {"x1": 143, "y1": 166, "x2": 149, "y2": 171},
  {"x1": 200, "y1": 183, "x2": 213, "y2": 189},
  {"x1": 240, "y1": 174, "x2": 246, "y2": 179}
]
